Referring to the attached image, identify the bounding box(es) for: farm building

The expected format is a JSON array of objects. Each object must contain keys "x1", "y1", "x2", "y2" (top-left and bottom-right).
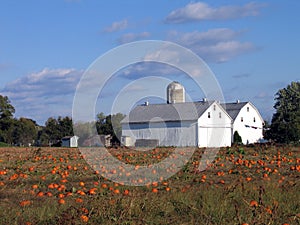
[
  {"x1": 121, "y1": 100, "x2": 232, "y2": 147},
  {"x1": 121, "y1": 81, "x2": 264, "y2": 148},
  {"x1": 222, "y1": 101, "x2": 264, "y2": 145},
  {"x1": 61, "y1": 136, "x2": 79, "y2": 148}
]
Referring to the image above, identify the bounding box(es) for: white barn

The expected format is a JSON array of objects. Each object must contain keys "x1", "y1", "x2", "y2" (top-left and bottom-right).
[
  {"x1": 222, "y1": 101, "x2": 264, "y2": 144},
  {"x1": 121, "y1": 81, "x2": 264, "y2": 148},
  {"x1": 121, "y1": 101, "x2": 232, "y2": 148}
]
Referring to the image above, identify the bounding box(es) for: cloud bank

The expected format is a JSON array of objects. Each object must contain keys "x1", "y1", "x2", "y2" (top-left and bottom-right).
[
  {"x1": 165, "y1": 2, "x2": 266, "y2": 23},
  {"x1": 0, "y1": 68, "x2": 82, "y2": 125},
  {"x1": 169, "y1": 28, "x2": 256, "y2": 63}
]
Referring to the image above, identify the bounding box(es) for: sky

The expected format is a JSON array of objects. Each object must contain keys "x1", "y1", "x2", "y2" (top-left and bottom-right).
[{"x1": 0, "y1": 0, "x2": 299, "y2": 125}]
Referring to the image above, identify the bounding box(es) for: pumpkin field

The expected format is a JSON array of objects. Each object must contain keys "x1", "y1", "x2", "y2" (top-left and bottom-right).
[{"x1": 0, "y1": 145, "x2": 299, "y2": 225}]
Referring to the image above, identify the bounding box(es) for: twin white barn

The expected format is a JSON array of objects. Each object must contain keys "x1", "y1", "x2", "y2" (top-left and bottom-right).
[{"x1": 121, "y1": 81, "x2": 264, "y2": 148}]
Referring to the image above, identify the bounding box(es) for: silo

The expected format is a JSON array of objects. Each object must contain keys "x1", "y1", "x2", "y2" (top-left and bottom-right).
[{"x1": 167, "y1": 81, "x2": 185, "y2": 104}]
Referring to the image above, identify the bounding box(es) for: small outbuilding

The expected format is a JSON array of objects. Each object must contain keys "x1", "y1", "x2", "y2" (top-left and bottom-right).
[{"x1": 61, "y1": 136, "x2": 79, "y2": 148}]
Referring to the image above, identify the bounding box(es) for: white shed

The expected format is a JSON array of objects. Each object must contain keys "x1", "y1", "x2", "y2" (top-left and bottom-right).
[
  {"x1": 121, "y1": 136, "x2": 135, "y2": 147},
  {"x1": 222, "y1": 101, "x2": 264, "y2": 144},
  {"x1": 121, "y1": 100, "x2": 232, "y2": 148},
  {"x1": 61, "y1": 136, "x2": 79, "y2": 148}
]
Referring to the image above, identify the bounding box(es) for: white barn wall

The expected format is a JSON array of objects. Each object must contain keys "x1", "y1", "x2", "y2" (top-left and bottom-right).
[
  {"x1": 233, "y1": 103, "x2": 264, "y2": 144},
  {"x1": 122, "y1": 102, "x2": 233, "y2": 148},
  {"x1": 122, "y1": 120, "x2": 197, "y2": 147},
  {"x1": 70, "y1": 136, "x2": 79, "y2": 147},
  {"x1": 197, "y1": 103, "x2": 232, "y2": 147}
]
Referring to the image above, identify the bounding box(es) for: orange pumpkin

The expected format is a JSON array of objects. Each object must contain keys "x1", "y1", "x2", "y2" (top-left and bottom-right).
[{"x1": 249, "y1": 200, "x2": 258, "y2": 207}]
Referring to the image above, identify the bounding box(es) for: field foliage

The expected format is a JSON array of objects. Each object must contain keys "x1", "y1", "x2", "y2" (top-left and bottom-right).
[{"x1": 0, "y1": 145, "x2": 299, "y2": 225}]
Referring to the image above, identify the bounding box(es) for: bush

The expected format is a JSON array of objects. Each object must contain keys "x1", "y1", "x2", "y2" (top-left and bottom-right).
[
  {"x1": 0, "y1": 142, "x2": 10, "y2": 147},
  {"x1": 233, "y1": 131, "x2": 242, "y2": 144}
]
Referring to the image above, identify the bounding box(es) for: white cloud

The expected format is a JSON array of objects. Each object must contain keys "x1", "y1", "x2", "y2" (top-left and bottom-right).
[
  {"x1": 144, "y1": 48, "x2": 180, "y2": 63},
  {"x1": 142, "y1": 45, "x2": 208, "y2": 77},
  {"x1": 119, "y1": 62, "x2": 180, "y2": 80},
  {"x1": 169, "y1": 28, "x2": 256, "y2": 63},
  {"x1": 0, "y1": 68, "x2": 83, "y2": 125},
  {"x1": 121, "y1": 84, "x2": 146, "y2": 92},
  {"x1": 171, "y1": 28, "x2": 243, "y2": 45},
  {"x1": 165, "y1": 2, "x2": 266, "y2": 23},
  {"x1": 104, "y1": 19, "x2": 128, "y2": 33},
  {"x1": 196, "y1": 41, "x2": 255, "y2": 63},
  {"x1": 117, "y1": 32, "x2": 150, "y2": 44}
]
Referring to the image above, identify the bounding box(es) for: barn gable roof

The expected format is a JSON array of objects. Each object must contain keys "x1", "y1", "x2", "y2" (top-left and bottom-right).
[
  {"x1": 61, "y1": 136, "x2": 78, "y2": 140},
  {"x1": 121, "y1": 101, "x2": 215, "y2": 124},
  {"x1": 62, "y1": 136, "x2": 73, "y2": 140},
  {"x1": 221, "y1": 102, "x2": 248, "y2": 120}
]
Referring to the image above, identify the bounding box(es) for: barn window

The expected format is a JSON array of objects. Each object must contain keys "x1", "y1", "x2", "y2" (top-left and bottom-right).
[
  {"x1": 253, "y1": 117, "x2": 256, "y2": 122},
  {"x1": 213, "y1": 105, "x2": 216, "y2": 111},
  {"x1": 241, "y1": 117, "x2": 243, "y2": 122},
  {"x1": 208, "y1": 112, "x2": 211, "y2": 118},
  {"x1": 219, "y1": 112, "x2": 222, "y2": 118},
  {"x1": 247, "y1": 107, "x2": 249, "y2": 112}
]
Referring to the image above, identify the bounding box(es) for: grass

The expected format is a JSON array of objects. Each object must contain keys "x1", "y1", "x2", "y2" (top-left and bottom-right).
[
  {"x1": 0, "y1": 142, "x2": 10, "y2": 147},
  {"x1": 0, "y1": 145, "x2": 299, "y2": 224}
]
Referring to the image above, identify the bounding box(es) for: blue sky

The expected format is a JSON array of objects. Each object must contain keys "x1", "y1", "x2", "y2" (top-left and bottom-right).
[{"x1": 0, "y1": 0, "x2": 299, "y2": 125}]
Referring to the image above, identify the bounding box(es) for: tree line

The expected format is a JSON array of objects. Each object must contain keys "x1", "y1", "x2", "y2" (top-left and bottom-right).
[
  {"x1": 0, "y1": 81, "x2": 299, "y2": 146},
  {"x1": 0, "y1": 95, "x2": 125, "y2": 146}
]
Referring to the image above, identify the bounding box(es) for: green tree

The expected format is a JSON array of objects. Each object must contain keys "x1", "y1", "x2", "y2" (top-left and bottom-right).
[
  {"x1": 233, "y1": 131, "x2": 242, "y2": 144},
  {"x1": 13, "y1": 118, "x2": 37, "y2": 146},
  {"x1": 111, "y1": 113, "x2": 126, "y2": 143},
  {"x1": 96, "y1": 112, "x2": 125, "y2": 144},
  {"x1": 0, "y1": 95, "x2": 15, "y2": 143},
  {"x1": 269, "y1": 81, "x2": 300, "y2": 144},
  {"x1": 263, "y1": 120, "x2": 271, "y2": 140},
  {"x1": 96, "y1": 112, "x2": 108, "y2": 135},
  {"x1": 37, "y1": 128, "x2": 49, "y2": 146},
  {"x1": 43, "y1": 117, "x2": 61, "y2": 146},
  {"x1": 38, "y1": 116, "x2": 74, "y2": 146},
  {"x1": 0, "y1": 95, "x2": 15, "y2": 119},
  {"x1": 58, "y1": 116, "x2": 73, "y2": 137}
]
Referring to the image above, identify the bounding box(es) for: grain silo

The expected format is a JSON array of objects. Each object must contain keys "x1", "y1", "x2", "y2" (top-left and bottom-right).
[{"x1": 167, "y1": 81, "x2": 185, "y2": 104}]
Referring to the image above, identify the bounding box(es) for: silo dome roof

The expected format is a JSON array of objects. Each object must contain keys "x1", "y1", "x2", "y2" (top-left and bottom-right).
[{"x1": 167, "y1": 81, "x2": 184, "y2": 90}]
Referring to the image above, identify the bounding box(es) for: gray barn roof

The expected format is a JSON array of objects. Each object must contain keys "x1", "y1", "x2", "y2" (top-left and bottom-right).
[
  {"x1": 221, "y1": 102, "x2": 248, "y2": 120},
  {"x1": 122, "y1": 101, "x2": 250, "y2": 124},
  {"x1": 121, "y1": 101, "x2": 214, "y2": 123}
]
